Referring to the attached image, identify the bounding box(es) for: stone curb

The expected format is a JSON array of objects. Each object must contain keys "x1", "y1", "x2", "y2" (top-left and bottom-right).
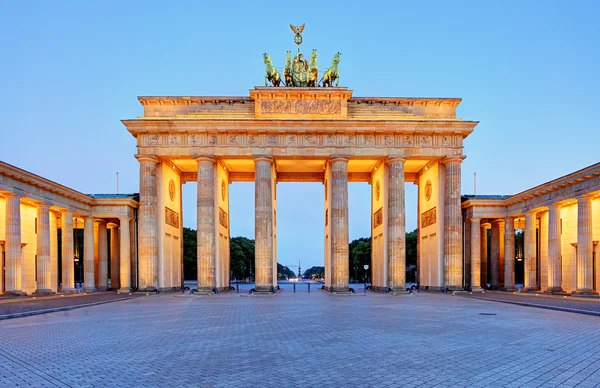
[
  {"x1": 0, "y1": 297, "x2": 134, "y2": 321},
  {"x1": 464, "y1": 295, "x2": 600, "y2": 317}
]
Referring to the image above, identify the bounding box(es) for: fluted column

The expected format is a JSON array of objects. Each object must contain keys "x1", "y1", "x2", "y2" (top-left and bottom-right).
[
  {"x1": 545, "y1": 204, "x2": 564, "y2": 293},
  {"x1": 387, "y1": 158, "x2": 406, "y2": 291},
  {"x1": 575, "y1": 197, "x2": 596, "y2": 294},
  {"x1": 254, "y1": 157, "x2": 274, "y2": 292},
  {"x1": 523, "y1": 211, "x2": 538, "y2": 291},
  {"x1": 330, "y1": 158, "x2": 349, "y2": 292},
  {"x1": 136, "y1": 155, "x2": 159, "y2": 291},
  {"x1": 61, "y1": 211, "x2": 75, "y2": 293},
  {"x1": 33, "y1": 204, "x2": 53, "y2": 295},
  {"x1": 83, "y1": 216, "x2": 96, "y2": 292},
  {"x1": 110, "y1": 226, "x2": 120, "y2": 289},
  {"x1": 443, "y1": 157, "x2": 463, "y2": 290},
  {"x1": 4, "y1": 194, "x2": 25, "y2": 296},
  {"x1": 503, "y1": 217, "x2": 516, "y2": 291},
  {"x1": 480, "y1": 224, "x2": 488, "y2": 288},
  {"x1": 470, "y1": 218, "x2": 482, "y2": 291},
  {"x1": 119, "y1": 218, "x2": 131, "y2": 292},
  {"x1": 97, "y1": 221, "x2": 108, "y2": 290},
  {"x1": 197, "y1": 157, "x2": 216, "y2": 291},
  {"x1": 490, "y1": 221, "x2": 501, "y2": 289}
]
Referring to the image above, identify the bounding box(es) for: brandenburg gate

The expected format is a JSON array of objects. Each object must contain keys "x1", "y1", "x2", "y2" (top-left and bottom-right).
[{"x1": 122, "y1": 86, "x2": 477, "y2": 293}]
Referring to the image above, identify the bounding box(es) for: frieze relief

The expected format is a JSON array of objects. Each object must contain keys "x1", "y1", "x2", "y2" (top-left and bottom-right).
[
  {"x1": 260, "y1": 100, "x2": 341, "y2": 115},
  {"x1": 165, "y1": 207, "x2": 180, "y2": 228},
  {"x1": 141, "y1": 132, "x2": 462, "y2": 151},
  {"x1": 219, "y1": 207, "x2": 228, "y2": 229},
  {"x1": 373, "y1": 207, "x2": 383, "y2": 229},
  {"x1": 421, "y1": 207, "x2": 436, "y2": 228}
]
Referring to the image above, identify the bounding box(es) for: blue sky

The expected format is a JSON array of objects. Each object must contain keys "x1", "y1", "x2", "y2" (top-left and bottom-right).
[{"x1": 1, "y1": 0, "x2": 598, "y2": 270}]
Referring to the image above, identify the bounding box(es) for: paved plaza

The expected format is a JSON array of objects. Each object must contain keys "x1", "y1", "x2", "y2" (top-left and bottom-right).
[{"x1": 1, "y1": 291, "x2": 600, "y2": 388}]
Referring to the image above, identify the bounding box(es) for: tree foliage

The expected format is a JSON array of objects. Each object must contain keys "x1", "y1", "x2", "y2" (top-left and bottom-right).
[{"x1": 303, "y1": 266, "x2": 325, "y2": 279}]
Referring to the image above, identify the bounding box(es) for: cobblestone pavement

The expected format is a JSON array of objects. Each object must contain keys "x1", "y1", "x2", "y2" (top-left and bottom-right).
[
  {"x1": 1, "y1": 291, "x2": 600, "y2": 387},
  {"x1": 460, "y1": 291, "x2": 600, "y2": 316},
  {"x1": 0, "y1": 292, "x2": 134, "y2": 317}
]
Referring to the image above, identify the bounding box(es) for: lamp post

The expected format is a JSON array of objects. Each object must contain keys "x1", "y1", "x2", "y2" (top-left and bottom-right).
[
  {"x1": 364, "y1": 264, "x2": 369, "y2": 293},
  {"x1": 354, "y1": 266, "x2": 358, "y2": 284}
]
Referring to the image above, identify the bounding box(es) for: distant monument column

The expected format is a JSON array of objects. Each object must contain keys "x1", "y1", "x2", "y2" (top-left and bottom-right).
[
  {"x1": 119, "y1": 218, "x2": 131, "y2": 292},
  {"x1": 97, "y1": 221, "x2": 109, "y2": 290},
  {"x1": 470, "y1": 218, "x2": 482, "y2": 291},
  {"x1": 575, "y1": 197, "x2": 596, "y2": 294},
  {"x1": 82, "y1": 216, "x2": 96, "y2": 292},
  {"x1": 254, "y1": 157, "x2": 274, "y2": 292},
  {"x1": 34, "y1": 204, "x2": 53, "y2": 295},
  {"x1": 443, "y1": 157, "x2": 464, "y2": 290},
  {"x1": 387, "y1": 158, "x2": 406, "y2": 292},
  {"x1": 330, "y1": 158, "x2": 349, "y2": 292},
  {"x1": 4, "y1": 194, "x2": 25, "y2": 296},
  {"x1": 61, "y1": 211, "x2": 76, "y2": 293},
  {"x1": 523, "y1": 210, "x2": 538, "y2": 291},
  {"x1": 545, "y1": 204, "x2": 563, "y2": 293},
  {"x1": 503, "y1": 217, "x2": 517, "y2": 291},
  {"x1": 136, "y1": 155, "x2": 159, "y2": 291},
  {"x1": 196, "y1": 157, "x2": 217, "y2": 292}
]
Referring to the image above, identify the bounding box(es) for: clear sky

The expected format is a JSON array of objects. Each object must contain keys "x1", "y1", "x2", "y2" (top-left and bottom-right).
[{"x1": 1, "y1": 0, "x2": 598, "y2": 271}]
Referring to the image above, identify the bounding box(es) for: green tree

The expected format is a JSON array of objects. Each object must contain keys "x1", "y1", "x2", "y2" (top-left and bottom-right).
[
  {"x1": 183, "y1": 227, "x2": 197, "y2": 280},
  {"x1": 303, "y1": 266, "x2": 325, "y2": 279},
  {"x1": 277, "y1": 263, "x2": 297, "y2": 279},
  {"x1": 349, "y1": 237, "x2": 371, "y2": 281},
  {"x1": 406, "y1": 229, "x2": 417, "y2": 267}
]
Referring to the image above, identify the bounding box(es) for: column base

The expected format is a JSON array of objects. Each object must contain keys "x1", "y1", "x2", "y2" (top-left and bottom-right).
[
  {"x1": 194, "y1": 287, "x2": 217, "y2": 295},
  {"x1": 521, "y1": 287, "x2": 540, "y2": 292},
  {"x1": 117, "y1": 288, "x2": 131, "y2": 294},
  {"x1": 572, "y1": 289, "x2": 598, "y2": 296},
  {"x1": 471, "y1": 287, "x2": 484, "y2": 292},
  {"x1": 252, "y1": 286, "x2": 276, "y2": 294},
  {"x1": 329, "y1": 287, "x2": 353, "y2": 294},
  {"x1": 4, "y1": 290, "x2": 27, "y2": 297},
  {"x1": 158, "y1": 287, "x2": 179, "y2": 293},
  {"x1": 543, "y1": 287, "x2": 567, "y2": 295},
  {"x1": 445, "y1": 285, "x2": 466, "y2": 292},
  {"x1": 137, "y1": 286, "x2": 157, "y2": 292},
  {"x1": 33, "y1": 289, "x2": 55, "y2": 296},
  {"x1": 61, "y1": 288, "x2": 78, "y2": 294},
  {"x1": 82, "y1": 287, "x2": 98, "y2": 293},
  {"x1": 388, "y1": 287, "x2": 410, "y2": 294},
  {"x1": 501, "y1": 286, "x2": 517, "y2": 292},
  {"x1": 489, "y1": 285, "x2": 502, "y2": 290}
]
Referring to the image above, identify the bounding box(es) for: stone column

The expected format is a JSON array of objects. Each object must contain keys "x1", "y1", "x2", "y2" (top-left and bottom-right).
[
  {"x1": 119, "y1": 218, "x2": 131, "y2": 292},
  {"x1": 4, "y1": 194, "x2": 25, "y2": 296},
  {"x1": 197, "y1": 157, "x2": 216, "y2": 292},
  {"x1": 443, "y1": 157, "x2": 463, "y2": 290},
  {"x1": 545, "y1": 204, "x2": 564, "y2": 293},
  {"x1": 82, "y1": 216, "x2": 96, "y2": 292},
  {"x1": 490, "y1": 221, "x2": 501, "y2": 289},
  {"x1": 523, "y1": 211, "x2": 538, "y2": 291},
  {"x1": 97, "y1": 221, "x2": 108, "y2": 290},
  {"x1": 61, "y1": 211, "x2": 75, "y2": 293},
  {"x1": 33, "y1": 204, "x2": 53, "y2": 295},
  {"x1": 503, "y1": 217, "x2": 516, "y2": 291},
  {"x1": 480, "y1": 224, "x2": 488, "y2": 289},
  {"x1": 136, "y1": 155, "x2": 159, "y2": 291},
  {"x1": 470, "y1": 218, "x2": 482, "y2": 292},
  {"x1": 387, "y1": 158, "x2": 406, "y2": 292},
  {"x1": 254, "y1": 157, "x2": 274, "y2": 292},
  {"x1": 575, "y1": 197, "x2": 596, "y2": 294},
  {"x1": 110, "y1": 226, "x2": 120, "y2": 290},
  {"x1": 330, "y1": 158, "x2": 349, "y2": 292}
]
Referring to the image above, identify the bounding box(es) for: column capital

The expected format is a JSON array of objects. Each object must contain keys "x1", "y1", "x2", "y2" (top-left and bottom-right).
[
  {"x1": 576, "y1": 195, "x2": 593, "y2": 203},
  {"x1": 60, "y1": 209, "x2": 73, "y2": 216},
  {"x1": 2, "y1": 192, "x2": 20, "y2": 199},
  {"x1": 330, "y1": 157, "x2": 349, "y2": 164},
  {"x1": 118, "y1": 217, "x2": 132, "y2": 222},
  {"x1": 469, "y1": 217, "x2": 481, "y2": 222},
  {"x1": 253, "y1": 156, "x2": 273, "y2": 163},
  {"x1": 195, "y1": 156, "x2": 216, "y2": 163},
  {"x1": 135, "y1": 154, "x2": 159, "y2": 163},
  {"x1": 442, "y1": 156, "x2": 465, "y2": 165},
  {"x1": 386, "y1": 157, "x2": 406, "y2": 164}
]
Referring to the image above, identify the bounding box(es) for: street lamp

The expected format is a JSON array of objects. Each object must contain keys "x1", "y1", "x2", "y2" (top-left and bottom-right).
[
  {"x1": 354, "y1": 266, "x2": 358, "y2": 284},
  {"x1": 363, "y1": 264, "x2": 369, "y2": 293}
]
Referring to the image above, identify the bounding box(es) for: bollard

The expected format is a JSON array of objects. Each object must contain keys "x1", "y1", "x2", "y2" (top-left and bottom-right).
[
  {"x1": 293, "y1": 283, "x2": 296, "y2": 293},
  {"x1": 308, "y1": 283, "x2": 311, "y2": 293},
  {"x1": 236, "y1": 283, "x2": 239, "y2": 293}
]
